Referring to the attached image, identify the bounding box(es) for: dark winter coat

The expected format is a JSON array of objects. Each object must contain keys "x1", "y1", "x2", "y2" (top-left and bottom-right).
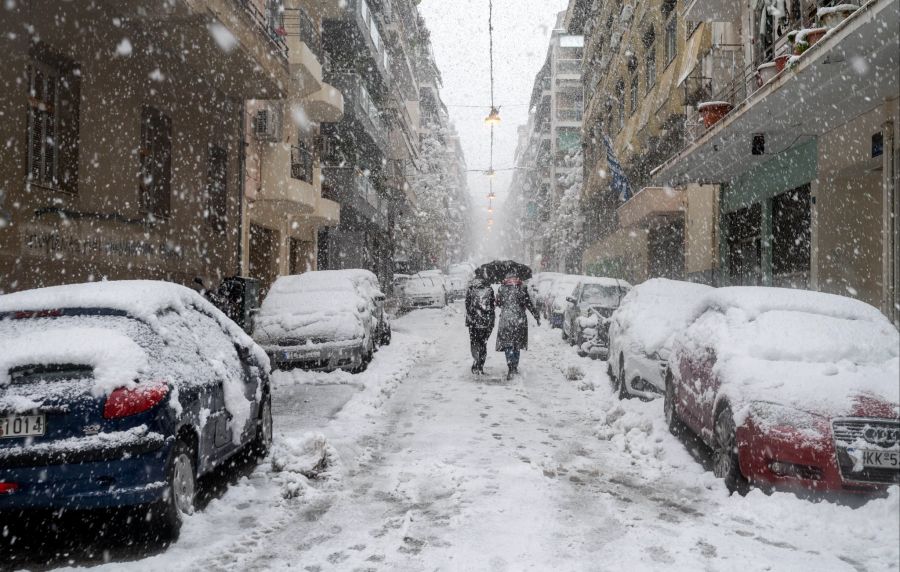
[
  {"x1": 465, "y1": 280, "x2": 496, "y2": 331},
  {"x1": 495, "y1": 280, "x2": 539, "y2": 351}
]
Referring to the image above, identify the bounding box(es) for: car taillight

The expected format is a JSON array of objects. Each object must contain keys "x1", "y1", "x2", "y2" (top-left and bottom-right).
[
  {"x1": 0, "y1": 482, "x2": 19, "y2": 494},
  {"x1": 103, "y1": 382, "x2": 169, "y2": 419}
]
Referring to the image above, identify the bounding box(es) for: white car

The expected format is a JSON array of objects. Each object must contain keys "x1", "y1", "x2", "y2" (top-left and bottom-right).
[
  {"x1": 545, "y1": 276, "x2": 583, "y2": 328},
  {"x1": 445, "y1": 273, "x2": 468, "y2": 301},
  {"x1": 401, "y1": 275, "x2": 447, "y2": 310},
  {"x1": 608, "y1": 279, "x2": 713, "y2": 400},
  {"x1": 253, "y1": 270, "x2": 389, "y2": 372},
  {"x1": 562, "y1": 277, "x2": 632, "y2": 355},
  {"x1": 534, "y1": 272, "x2": 564, "y2": 318}
]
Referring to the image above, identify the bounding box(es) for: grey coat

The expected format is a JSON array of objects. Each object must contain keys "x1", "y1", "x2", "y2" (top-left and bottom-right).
[{"x1": 495, "y1": 282, "x2": 539, "y2": 351}]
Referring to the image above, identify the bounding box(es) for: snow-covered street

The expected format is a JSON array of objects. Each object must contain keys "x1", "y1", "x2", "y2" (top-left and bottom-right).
[{"x1": 15, "y1": 304, "x2": 891, "y2": 572}]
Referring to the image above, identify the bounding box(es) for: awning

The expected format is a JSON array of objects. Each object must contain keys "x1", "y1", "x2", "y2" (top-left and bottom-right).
[{"x1": 677, "y1": 28, "x2": 705, "y2": 86}]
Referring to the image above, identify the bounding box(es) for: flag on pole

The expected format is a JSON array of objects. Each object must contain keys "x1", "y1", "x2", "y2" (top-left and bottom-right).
[{"x1": 604, "y1": 135, "x2": 631, "y2": 202}]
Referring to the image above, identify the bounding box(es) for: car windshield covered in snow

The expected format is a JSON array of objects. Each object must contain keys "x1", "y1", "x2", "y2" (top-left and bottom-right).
[{"x1": 581, "y1": 283, "x2": 629, "y2": 307}]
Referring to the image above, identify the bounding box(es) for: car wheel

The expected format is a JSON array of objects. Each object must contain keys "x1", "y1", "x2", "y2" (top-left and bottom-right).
[
  {"x1": 251, "y1": 392, "x2": 273, "y2": 458},
  {"x1": 664, "y1": 372, "x2": 685, "y2": 437},
  {"x1": 713, "y1": 406, "x2": 748, "y2": 493},
  {"x1": 151, "y1": 437, "x2": 197, "y2": 541},
  {"x1": 617, "y1": 357, "x2": 628, "y2": 400}
]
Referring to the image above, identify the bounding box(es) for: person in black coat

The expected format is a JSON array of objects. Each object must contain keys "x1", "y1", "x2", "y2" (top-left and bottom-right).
[
  {"x1": 465, "y1": 276, "x2": 495, "y2": 374},
  {"x1": 496, "y1": 272, "x2": 540, "y2": 378}
]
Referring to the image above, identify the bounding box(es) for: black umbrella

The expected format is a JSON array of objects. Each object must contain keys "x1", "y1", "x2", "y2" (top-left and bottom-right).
[{"x1": 475, "y1": 260, "x2": 533, "y2": 283}]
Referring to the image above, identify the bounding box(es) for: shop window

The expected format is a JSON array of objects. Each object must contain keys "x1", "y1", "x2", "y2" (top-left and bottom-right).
[
  {"x1": 205, "y1": 145, "x2": 228, "y2": 232},
  {"x1": 139, "y1": 106, "x2": 172, "y2": 217},
  {"x1": 26, "y1": 51, "x2": 80, "y2": 193}
]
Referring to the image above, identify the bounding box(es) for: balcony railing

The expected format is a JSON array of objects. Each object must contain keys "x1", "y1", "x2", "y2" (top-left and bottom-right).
[
  {"x1": 322, "y1": 167, "x2": 389, "y2": 229},
  {"x1": 290, "y1": 143, "x2": 315, "y2": 184},
  {"x1": 556, "y1": 108, "x2": 583, "y2": 122},
  {"x1": 281, "y1": 7, "x2": 322, "y2": 61},
  {"x1": 556, "y1": 59, "x2": 582, "y2": 76},
  {"x1": 685, "y1": 59, "x2": 760, "y2": 142},
  {"x1": 233, "y1": 0, "x2": 288, "y2": 60},
  {"x1": 329, "y1": 72, "x2": 388, "y2": 148}
]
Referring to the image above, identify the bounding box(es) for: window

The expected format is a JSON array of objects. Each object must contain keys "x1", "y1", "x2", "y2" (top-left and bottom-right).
[
  {"x1": 205, "y1": 145, "x2": 228, "y2": 232},
  {"x1": 665, "y1": 13, "x2": 678, "y2": 65},
  {"x1": 643, "y1": 27, "x2": 657, "y2": 88},
  {"x1": 630, "y1": 74, "x2": 639, "y2": 115},
  {"x1": 291, "y1": 138, "x2": 314, "y2": 184},
  {"x1": 139, "y1": 106, "x2": 172, "y2": 217},
  {"x1": 615, "y1": 80, "x2": 625, "y2": 131},
  {"x1": 26, "y1": 53, "x2": 80, "y2": 192}
]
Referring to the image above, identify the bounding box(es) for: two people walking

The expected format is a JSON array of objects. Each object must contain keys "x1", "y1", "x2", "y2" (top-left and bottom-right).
[{"x1": 465, "y1": 271, "x2": 540, "y2": 379}]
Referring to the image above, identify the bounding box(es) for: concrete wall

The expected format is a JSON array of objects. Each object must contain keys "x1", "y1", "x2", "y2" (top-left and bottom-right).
[
  {"x1": 815, "y1": 99, "x2": 897, "y2": 309},
  {"x1": 0, "y1": 19, "x2": 243, "y2": 293},
  {"x1": 684, "y1": 184, "x2": 719, "y2": 283}
]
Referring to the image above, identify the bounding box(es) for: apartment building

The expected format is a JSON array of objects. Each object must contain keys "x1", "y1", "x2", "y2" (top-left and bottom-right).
[
  {"x1": 506, "y1": 9, "x2": 585, "y2": 272},
  {"x1": 0, "y1": 0, "x2": 299, "y2": 293},
  {"x1": 651, "y1": 0, "x2": 898, "y2": 322}
]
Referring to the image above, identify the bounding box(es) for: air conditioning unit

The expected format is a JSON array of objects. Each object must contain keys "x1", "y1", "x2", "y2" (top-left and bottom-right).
[{"x1": 253, "y1": 103, "x2": 283, "y2": 142}]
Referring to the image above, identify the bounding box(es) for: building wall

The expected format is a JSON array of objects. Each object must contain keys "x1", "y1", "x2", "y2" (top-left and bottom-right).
[
  {"x1": 684, "y1": 184, "x2": 719, "y2": 283},
  {"x1": 815, "y1": 101, "x2": 897, "y2": 308},
  {"x1": 0, "y1": 30, "x2": 243, "y2": 293}
]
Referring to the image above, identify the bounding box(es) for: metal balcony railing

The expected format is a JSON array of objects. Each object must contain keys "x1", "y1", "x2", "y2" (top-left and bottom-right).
[
  {"x1": 290, "y1": 143, "x2": 315, "y2": 184},
  {"x1": 684, "y1": 59, "x2": 760, "y2": 142},
  {"x1": 281, "y1": 7, "x2": 323, "y2": 61},
  {"x1": 556, "y1": 59, "x2": 582, "y2": 76},
  {"x1": 233, "y1": 0, "x2": 288, "y2": 61},
  {"x1": 556, "y1": 108, "x2": 583, "y2": 122},
  {"x1": 329, "y1": 72, "x2": 388, "y2": 148}
]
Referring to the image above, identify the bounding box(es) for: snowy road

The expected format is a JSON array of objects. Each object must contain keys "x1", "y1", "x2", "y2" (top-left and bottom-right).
[{"x1": 17, "y1": 305, "x2": 900, "y2": 571}]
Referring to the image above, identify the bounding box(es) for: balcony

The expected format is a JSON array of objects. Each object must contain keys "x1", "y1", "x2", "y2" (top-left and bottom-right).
[
  {"x1": 617, "y1": 187, "x2": 685, "y2": 229},
  {"x1": 682, "y1": 0, "x2": 742, "y2": 23},
  {"x1": 556, "y1": 108, "x2": 583, "y2": 122},
  {"x1": 654, "y1": 0, "x2": 899, "y2": 186},
  {"x1": 282, "y1": 7, "x2": 324, "y2": 95},
  {"x1": 254, "y1": 143, "x2": 317, "y2": 220},
  {"x1": 322, "y1": 167, "x2": 389, "y2": 230},
  {"x1": 329, "y1": 72, "x2": 389, "y2": 150},
  {"x1": 324, "y1": 0, "x2": 392, "y2": 86},
  {"x1": 303, "y1": 82, "x2": 345, "y2": 123},
  {"x1": 555, "y1": 59, "x2": 582, "y2": 76}
]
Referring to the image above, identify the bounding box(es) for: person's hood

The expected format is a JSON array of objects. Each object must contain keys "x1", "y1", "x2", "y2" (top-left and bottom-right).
[{"x1": 502, "y1": 277, "x2": 522, "y2": 286}]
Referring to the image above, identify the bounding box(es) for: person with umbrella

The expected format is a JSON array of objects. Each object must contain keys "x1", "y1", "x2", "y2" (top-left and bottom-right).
[
  {"x1": 492, "y1": 265, "x2": 540, "y2": 379},
  {"x1": 465, "y1": 274, "x2": 495, "y2": 374}
]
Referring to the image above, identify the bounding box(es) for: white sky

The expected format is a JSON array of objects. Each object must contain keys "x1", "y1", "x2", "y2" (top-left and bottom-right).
[{"x1": 419, "y1": 0, "x2": 569, "y2": 253}]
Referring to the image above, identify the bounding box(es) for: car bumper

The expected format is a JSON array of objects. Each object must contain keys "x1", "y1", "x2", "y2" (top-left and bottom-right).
[
  {"x1": 0, "y1": 437, "x2": 170, "y2": 510},
  {"x1": 737, "y1": 421, "x2": 894, "y2": 494},
  {"x1": 402, "y1": 297, "x2": 444, "y2": 309},
  {"x1": 267, "y1": 341, "x2": 365, "y2": 371}
]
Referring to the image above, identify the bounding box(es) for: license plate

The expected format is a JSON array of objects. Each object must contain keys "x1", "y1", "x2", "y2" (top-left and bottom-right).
[
  {"x1": 282, "y1": 350, "x2": 320, "y2": 361},
  {"x1": 0, "y1": 414, "x2": 46, "y2": 438},
  {"x1": 860, "y1": 450, "x2": 900, "y2": 469}
]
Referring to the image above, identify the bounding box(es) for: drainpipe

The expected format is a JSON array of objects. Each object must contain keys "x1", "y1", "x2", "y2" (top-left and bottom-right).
[
  {"x1": 883, "y1": 119, "x2": 897, "y2": 324},
  {"x1": 238, "y1": 99, "x2": 246, "y2": 277}
]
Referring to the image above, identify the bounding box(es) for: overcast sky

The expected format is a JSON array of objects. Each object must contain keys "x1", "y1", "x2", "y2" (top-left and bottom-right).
[{"x1": 419, "y1": 0, "x2": 569, "y2": 252}]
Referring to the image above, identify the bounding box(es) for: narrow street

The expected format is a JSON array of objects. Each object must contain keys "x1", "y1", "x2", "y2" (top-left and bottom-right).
[{"x1": 42, "y1": 305, "x2": 897, "y2": 572}]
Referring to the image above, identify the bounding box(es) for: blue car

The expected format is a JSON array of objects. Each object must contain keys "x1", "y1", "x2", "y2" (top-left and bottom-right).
[{"x1": 0, "y1": 281, "x2": 272, "y2": 539}]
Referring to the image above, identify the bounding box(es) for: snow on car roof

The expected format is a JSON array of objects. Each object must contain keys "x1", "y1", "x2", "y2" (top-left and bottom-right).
[
  {"x1": 612, "y1": 278, "x2": 714, "y2": 355},
  {"x1": 578, "y1": 276, "x2": 633, "y2": 288},
  {"x1": 0, "y1": 280, "x2": 269, "y2": 372},
  {"x1": 702, "y1": 286, "x2": 889, "y2": 323}
]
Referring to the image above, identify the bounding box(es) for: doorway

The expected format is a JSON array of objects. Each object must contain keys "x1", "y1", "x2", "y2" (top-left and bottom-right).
[{"x1": 249, "y1": 224, "x2": 279, "y2": 295}]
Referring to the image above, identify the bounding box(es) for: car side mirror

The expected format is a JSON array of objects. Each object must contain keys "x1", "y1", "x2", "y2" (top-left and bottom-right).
[{"x1": 566, "y1": 297, "x2": 576, "y2": 304}]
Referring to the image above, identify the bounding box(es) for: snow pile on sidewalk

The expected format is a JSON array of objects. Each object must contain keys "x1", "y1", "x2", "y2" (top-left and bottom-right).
[{"x1": 270, "y1": 432, "x2": 338, "y2": 499}]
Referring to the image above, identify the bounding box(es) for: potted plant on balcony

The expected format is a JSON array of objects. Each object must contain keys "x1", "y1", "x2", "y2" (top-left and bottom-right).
[
  {"x1": 818, "y1": 4, "x2": 859, "y2": 28},
  {"x1": 757, "y1": 61, "x2": 778, "y2": 85},
  {"x1": 697, "y1": 101, "x2": 734, "y2": 129},
  {"x1": 795, "y1": 27, "x2": 828, "y2": 53}
]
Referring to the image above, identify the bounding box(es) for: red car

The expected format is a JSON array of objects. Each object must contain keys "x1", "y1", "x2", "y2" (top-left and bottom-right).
[{"x1": 665, "y1": 287, "x2": 899, "y2": 494}]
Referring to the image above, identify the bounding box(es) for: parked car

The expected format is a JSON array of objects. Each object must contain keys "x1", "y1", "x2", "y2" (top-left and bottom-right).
[
  {"x1": 534, "y1": 272, "x2": 564, "y2": 318},
  {"x1": 666, "y1": 287, "x2": 900, "y2": 494},
  {"x1": 445, "y1": 273, "x2": 468, "y2": 301},
  {"x1": 0, "y1": 280, "x2": 272, "y2": 539},
  {"x1": 544, "y1": 276, "x2": 583, "y2": 328},
  {"x1": 562, "y1": 277, "x2": 631, "y2": 354},
  {"x1": 392, "y1": 273, "x2": 411, "y2": 299},
  {"x1": 608, "y1": 279, "x2": 713, "y2": 400},
  {"x1": 400, "y1": 274, "x2": 448, "y2": 310},
  {"x1": 253, "y1": 270, "x2": 390, "y2": 373}
]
